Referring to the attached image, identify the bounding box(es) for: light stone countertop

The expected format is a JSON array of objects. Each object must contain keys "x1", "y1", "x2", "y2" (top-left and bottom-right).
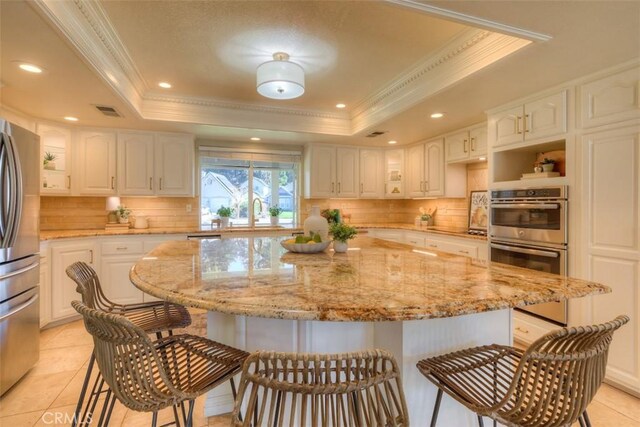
[{"x1": 130, "y1": 235, "x2": 608, "y2": 322}]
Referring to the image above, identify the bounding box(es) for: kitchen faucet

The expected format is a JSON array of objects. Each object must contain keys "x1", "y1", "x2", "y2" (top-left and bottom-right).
[{"x1": 253, "y1": 198, "x2": 263, "y2": 224}]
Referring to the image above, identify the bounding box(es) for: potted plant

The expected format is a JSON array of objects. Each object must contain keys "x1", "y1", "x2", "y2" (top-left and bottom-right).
[
  {"x1": 321, "y1": 209, "x2": 341, "y2": 224},
  {"x1": 540, "y1": 158, "x2": 556, "y2": 172},
  {"x1": 216, "y1": 206, "x2": 234, "y2": 228},
  {"x1": 329, "y1": 222, "x2": 358, "y2": 253},
  {"x1": 268, "y1": 205, "x2": 283, "y2": 226},
  {"x1": 43, "y1": 152, "x2": 57, "y2": 170},
  {"x1": 115, "y1": 205, "x2": 132, "y2": 224},
  {"x1": 418, "y1": 207, "x2": 433, "y2": 226}
]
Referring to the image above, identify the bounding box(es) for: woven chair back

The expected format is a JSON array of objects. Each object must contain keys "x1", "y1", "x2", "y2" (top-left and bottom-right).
[
  {"x1": 66, "y1": 261, "x2": 114, "y2": 310},
  {"x1": 231, "y1": 349, "x2": 409, "y2": 426},
  {"x1": 504, "y1": 315, "x2": 629, "y2": 426},
  {"x1": 71, "y1": 300, "x2": 181, "y2": 412}
]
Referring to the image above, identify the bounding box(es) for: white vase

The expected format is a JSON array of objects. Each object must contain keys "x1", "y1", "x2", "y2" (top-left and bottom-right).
[
  {"x1": 542, "y1": 163, "x2": 554, "y2": 172},
  {"x1": 333, "y1": 241, "x2": 348, "y2": 253},
  {"x1": 220, "y1": 217, "x2": 230, "y2": 228},
  {"x1": 270, "y1": 216, "x2": 279, "y2": 226},
  {"x1": 304, "y1": 206, "x2": 329, "y2": 241}
]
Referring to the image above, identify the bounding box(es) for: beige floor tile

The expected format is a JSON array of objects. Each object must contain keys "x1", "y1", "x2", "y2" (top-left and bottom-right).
[
  {"x1": 208, "y1": 413, "x2": 233, "y2": 426},
  {"x1": 40, "y1": 321, "x2": 93, "y2": 350},
  {"x1": 571, "y1": 400, "x2": 640, "y2": 427},
  {"x1": 595, "y1": 383, "x2": 640, "y2": 422},
  {"x1": 0, "y1": 409, "x2": 44, "y2": 427},
  {"x1": 0, "y1": 370, "x2": 75, "y2": 417},
  {"x1": 32, "y1": 399, "x2": 128, "y2": 427},
  {"x1": 49, "y1": 359, "x2": 98, "y2": 408},
  {"x1": 29, "y1": 345, "x2": 93, "y2": 377}
]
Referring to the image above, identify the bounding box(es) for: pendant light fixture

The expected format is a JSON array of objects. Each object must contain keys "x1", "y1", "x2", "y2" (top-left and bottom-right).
[{"x1": 256, "y1": 52, "x2": 305, "y2": 100}]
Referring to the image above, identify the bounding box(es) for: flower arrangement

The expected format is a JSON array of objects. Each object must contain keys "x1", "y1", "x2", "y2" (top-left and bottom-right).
[
  {"x1": 43, "y1": 152, "x2": 57, "y2": 170},
  {"x1": 540, "y1": 157, "x2": 556, "y2": 165},
  {"x1": 216, "y1": 206, "x2": 234, "y2": 218},
  {"x1": 329, "y1": 222, "x2": 358, "y2": 243},
  {"x1": 268, "y1": 206, "x2": 283, "y2": 217},
  {"x1": 116, "y1": 205, "x2": 131, "y2": 219},
  {"x1": 419, "y1": 207, "x2": 432, "y2": 224}
]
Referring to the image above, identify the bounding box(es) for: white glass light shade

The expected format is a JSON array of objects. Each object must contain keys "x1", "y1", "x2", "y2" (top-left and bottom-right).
[
  {"x1": 256, "y1": 59, "x2": 305, "y2": 100},
  {"x1": 106, "y1": 196, "x2": 121, "y2": 211}
]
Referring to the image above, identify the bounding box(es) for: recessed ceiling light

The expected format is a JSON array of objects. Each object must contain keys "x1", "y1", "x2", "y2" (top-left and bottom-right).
[
  {"x1": 430, "y1": 112, "x2": 445, "y2": 119},
  {"x1": 250, "y1": 137, "x2": 261, "y2": 141},
  {"x1": 64, "y1": 116, "x2": 79, "y2": 122},
  {"x1": 158, "y1": 82, "x2": 172, "y2": 89},
  {"x1": 336, "y1": 103, "x2": 346, "y2": 109},
  {"x1": 388, "y1": 140, "x2": 397, "y2": 145},
  {"x1": 18, "y1": 63, "x2": 43, "y2": 73}
]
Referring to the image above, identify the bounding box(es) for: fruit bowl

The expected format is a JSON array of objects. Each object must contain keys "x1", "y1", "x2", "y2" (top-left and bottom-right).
[{"x1": 280, "y1": 240, "x2": 331, "y2": 253}]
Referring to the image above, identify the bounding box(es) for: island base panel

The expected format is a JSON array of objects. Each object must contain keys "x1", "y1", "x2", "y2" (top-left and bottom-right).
[{"x1": 205, "y1": 309, "x2": 512, "y2": 425}]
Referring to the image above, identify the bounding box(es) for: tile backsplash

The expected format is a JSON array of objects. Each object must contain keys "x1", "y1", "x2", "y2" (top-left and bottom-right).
[{"x1": 40, "y1": 197, "x2": 199, "y2": 230}]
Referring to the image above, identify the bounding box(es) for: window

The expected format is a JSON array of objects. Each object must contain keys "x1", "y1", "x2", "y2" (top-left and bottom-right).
[{"x1": 199, "y1": 149, "x2": 300, "y2": 227}]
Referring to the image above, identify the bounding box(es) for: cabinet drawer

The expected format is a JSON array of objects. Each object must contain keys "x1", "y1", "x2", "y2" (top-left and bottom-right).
[
  {"x1": 424, "y1": 239, "x2": 478, "y2": 258},
  {"x1": 513, "y1": 312, "x2": 553, "y2": 345},
  {"x1": 404, "y1": 232, "x2": 426, "y2": 247},
  {"x1": 101, "y1": 241, "x2": 144, "y2": 255}
]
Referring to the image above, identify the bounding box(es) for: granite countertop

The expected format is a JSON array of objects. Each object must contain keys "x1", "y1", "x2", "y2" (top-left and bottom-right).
[
  {"x1": 40, "y1": 223, "x2": 485, "y2": 241},
  {"x1": 130, "y1": 235, "x2": 608, "y2": 322}
]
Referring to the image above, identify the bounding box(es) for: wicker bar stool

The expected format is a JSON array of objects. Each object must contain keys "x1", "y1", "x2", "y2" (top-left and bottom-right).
[
  {"x1": 417, "y1": 315, "x2": 629, "y2": 427},
  {"x1": 72, "y1": 300, "x2": 249, "y2": 427},
  {"x1": 66, "y1": 261, "x2": 193, "y2": 426},
  {"x1": 231, "y1": 349, "x2": 409, "y2": 426}
]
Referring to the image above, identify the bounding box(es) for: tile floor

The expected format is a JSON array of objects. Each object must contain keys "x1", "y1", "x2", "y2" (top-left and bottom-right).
[{"x1": 0, "y1": 312, "x2": 638, "y2": 426}]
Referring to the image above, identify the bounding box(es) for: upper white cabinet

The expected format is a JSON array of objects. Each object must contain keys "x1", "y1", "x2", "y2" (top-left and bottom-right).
[
  {"x1": 154, "y1": 134, "x2": 195, "y2": 196},
  {"x1": 579, "y1": 66, "x2": 640, "y2": 129},
  {"x1": 359, "y1": 149, "x2": 383, "y2": 198},
  {"x1": 304, "y1": 144, "x2": 358, "y2": 198},
  {"x1": 490, "y1": 91, "x2": 567, "y2": 147},
  {"x1": 445, "y1": 125, "x2": 487, "y2": 163},
  {"x1": 76, "y1": 131, "x2": 117, "y2": 195},
  {"x1": 117, "y1": 132, "x2": 155, "y2": 196},
  {"x1": 384, "y1": 149, "x2": 404, "y2": 198},
  {"x1": 37, "y1": 123, "x2": 72, "y2": 195},
  {"x1": 406, "y1": 139, "x2": 445, "y2": 197}
]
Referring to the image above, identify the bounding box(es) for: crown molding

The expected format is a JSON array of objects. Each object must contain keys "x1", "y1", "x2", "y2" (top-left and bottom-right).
[{"x1": 386, "y1": 0, "x2": 552, "y2": 42}]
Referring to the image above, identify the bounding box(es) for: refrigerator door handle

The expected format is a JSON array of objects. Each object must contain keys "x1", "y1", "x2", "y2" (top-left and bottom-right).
[
  {"x1": 6, "y1": 134, "x2": 23, "y2": 248},
  {"x1": 0, "y1": 133, "x2": 7, "y2": 245},
  {"x1": 0, "y1": 294, "x2": 38, "y2": 322},
  {"x1": 0, "y1": 262, "x2": 39, "y2": 281}
]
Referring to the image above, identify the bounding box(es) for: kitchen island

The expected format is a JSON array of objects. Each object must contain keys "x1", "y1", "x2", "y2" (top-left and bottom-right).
[{"x1": 130, "y1": 235, "x2": 609, "y2": 424}]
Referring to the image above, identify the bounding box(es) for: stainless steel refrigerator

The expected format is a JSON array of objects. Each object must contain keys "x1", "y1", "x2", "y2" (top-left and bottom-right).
[{"x1": 0, "y1": 119, "x2": 40, "y2": 395}]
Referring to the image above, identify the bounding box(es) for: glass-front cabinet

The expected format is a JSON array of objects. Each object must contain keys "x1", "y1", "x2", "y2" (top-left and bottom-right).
[
  {"x1": 37, "y1": 123, "x2": 72, "y2": 194},
  {"x1": 384, "y1": 149, "x2": 404, "y2": 198}
]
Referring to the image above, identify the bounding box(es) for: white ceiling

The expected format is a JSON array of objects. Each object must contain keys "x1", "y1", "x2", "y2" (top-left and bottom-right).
[{"x1": 0, "y1": 1, "x2": 638, "y2": 147}]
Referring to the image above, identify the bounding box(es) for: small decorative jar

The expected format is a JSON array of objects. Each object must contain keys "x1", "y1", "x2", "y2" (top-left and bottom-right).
[
  {"x1": 333, "y1": 241, "x2": 348, "y2": 253},
  {"x1": 220, "y1": 217, "x2": 230, "y2": 228},
  {"x1": 304, "y1": 206, "x2": 329, "y2": 241},
  {"x1": 270, "y1": 216, "x2": 279, "y2": 226}
]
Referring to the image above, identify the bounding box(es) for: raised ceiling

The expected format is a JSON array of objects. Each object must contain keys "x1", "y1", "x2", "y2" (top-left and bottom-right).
[{"x1": 0, "y1": 1, "x2": 638, "y2": 146}]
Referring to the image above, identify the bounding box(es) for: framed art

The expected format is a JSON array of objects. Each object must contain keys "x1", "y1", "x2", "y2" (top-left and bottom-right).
[{"x1": 468, "y1": 191, "x2": 488, "y2": 232}]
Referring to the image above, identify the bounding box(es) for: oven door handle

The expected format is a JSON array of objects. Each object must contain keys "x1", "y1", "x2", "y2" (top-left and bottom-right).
[
  {"x1": 491, "y1": 203, "x2": 559, "y2": 210},
  {"x1": 490, "y1": 243, "x2": 559, "y2": 258}
]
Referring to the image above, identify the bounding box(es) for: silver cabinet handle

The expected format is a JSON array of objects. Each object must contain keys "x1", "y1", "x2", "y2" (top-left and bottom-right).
[
  {"x1": 470, "y1": 137, "x2": 475, "y2": 152},
  {"x1": 0, "y1": 294, "x2": 38, "y2": 322},
  {"x1": 116, "y1": 247, "x2": 128, "y2": 251},
  {"x1": 149, "y1": 177, "x2": 153, "y2": 190},
  {"x1": 428, "y1": 243, "x2": 438, "y2": 248},
  {"x1": 463, "y1": 139, "x2": 468, "y2": 153},
  {"x1": 492, "y1": 203, "x2": 559, "y2": 210},
  {"x1": 490, "y1": 243, "x2": 559, "y2": 258},
  {"x1": 516, "y1": 116, "x2": 522, "y2": 134},
  {"x1": 67, "y1": 175, "x2": 71, "y2": 189},
  {"x1": 159, "y1": 177, "x2": 163, "y2": 191},
  {"x1": 384, "y1": 183, "x2": 387, "y2": 194},
  {"x1": 337, "y1": 182, "x2": 341, "y2": 193},
  {"x1": 111, "y1": 176, "x2": 115, "y2": 190},
  {"x1": 458, "y1": 250, "x2": 469, "y2": 254},
  {"x1": 524, "y1": 114, "x2": 530, "y2": 133},
  {"x1": 515, "y1": 326, "x2": 529, "y2": 334},
  {"x1": 89, "y1": 249, "x2": 94, "y2": 264},
  {"x1": 331, "y1": 182, "x2": 335, "y2": 193},
  {"x1": 360, "y1": 183, "x2": 363, "y2": 193}
]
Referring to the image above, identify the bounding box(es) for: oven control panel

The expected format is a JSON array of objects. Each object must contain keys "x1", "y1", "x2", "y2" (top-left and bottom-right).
[{"x1": 491, "y1": 186, "x2": 565, "y2": 200}]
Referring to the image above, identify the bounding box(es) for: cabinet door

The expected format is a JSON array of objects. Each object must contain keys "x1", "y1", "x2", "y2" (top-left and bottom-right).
[
  {"x1": 405, "y1": 144, "x2": 425, "y2": 197},
  {"x1": 491, "y1": 106, "x2": 523, "y2": 147},
  {"x1": 525, "y1": 91, "x2": 567, "y2": 140},
  {"x1": 384, "y1": 149, "x2": 404, "y2": 198},
  {"x1": 336, "y1": 147, "x2": 359, "y2": 198},
  {"x1": 445, "y1": 131, "x2": 470, "y2": 163},
  {"x1": 359, "y1": 149, "x2": 383, "y2": 198},
  {"x1": 425, "y1": 140, "x2": 445, "y2": 196},
  {"x1": 469, "y1": 126, "x2": 488, "y2": 158},
  {"x1": 77, "y1": 131, "x2": 117, "y2": 195},
  {"x1": 100, "y1": 255, "x2": 144, "y2": 305},
  {"x1": 583, "y1": 126, "x2": 640, "y2": 394},
  {"x1": 51, "y1": 242, "x2": 96, "y2": 320},
  {"x1": 309, "y1": 145, "x2": 336, "y2": 198},
  {"x1": 118, "y1": 132, "x2": 155, "y2": 196},
  {"x1": 37, "y1": 124, "x2": 72, "y2": 194},
  {"x1": 580, "y1": 66, "x2": 640, "y2": 128},
  {"x1": 155, "y1": 134, "x2": 194, "y2": 196}
]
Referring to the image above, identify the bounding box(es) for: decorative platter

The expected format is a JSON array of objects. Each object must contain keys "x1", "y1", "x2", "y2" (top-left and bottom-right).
[{"x1": 280, "y1": 240, "x2": 331, "y2": 253}]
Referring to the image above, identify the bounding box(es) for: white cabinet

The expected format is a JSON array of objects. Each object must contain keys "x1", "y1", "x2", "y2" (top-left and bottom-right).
[
  {"x1": 155, "y1": 134, "x2": 194, "y2": 196},
  {"x1": 38, "y1": 250, "x2": 50, "y2": 327},
  {"x1": 406, "y1": 139, "x2": 446, "y2": 197},
  {"x1": 490, "y1": 91, "x2": 567, "y2": 147},
  {"x1": 445, "y1": 125, "x2": 487, "y2": 163},
  {"x1": 359, "y1": 149, "x2": 383, "y2": 198},
  {"x1": 117, "y1": 132, "x2": 155, "y2": 196},
  {"x1": 384, "y1": 149, "x2": 405, "y2": 198},
  {"x1": 335, "y1": 147, "x2": 359, "y2": 198},
  {"x1": 424, "y1": 236, "x2": 480, "y2": 259},
  {"x1": 582, "y1": 125, "x2": 640, "y2": 394},
  {"x1": 37, "y1": 124, "x2": 72, "y2": 194},
  {"x1": 100, "y1": 240, "x2": 145, "y2": 305},
  {"x1": 50, "y1": 241, "x2": 97, "y2": 321},
  {"x1": 76, "y1": 131, "x2": 117, "y2": 195},
  {"x1": 304, "y1": 145, "x2": 358, "y2": 198},
  {"x1": 579, "y1": 66, "x2": 640, "y2": 129}
]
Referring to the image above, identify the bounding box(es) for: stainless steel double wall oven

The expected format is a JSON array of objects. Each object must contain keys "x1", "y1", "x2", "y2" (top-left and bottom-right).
[{"x1": 489, "y1": 186, "x2": 568, "y2": 325}]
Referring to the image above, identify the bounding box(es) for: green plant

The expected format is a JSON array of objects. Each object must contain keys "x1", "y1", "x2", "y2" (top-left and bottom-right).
[
  {"x1": 216, "y1": 206, "x2": 234, "y2": 217},
  {"x1": 43, "y1": 152, "x2": 56, "y2": 165},
  {"x1": 420, "y1": 213, "x2": 432, "y2": 222},
  {"x1": 322, "y1": 209, "x2": 341, "y2": 223},
  {"x1": 541, "y1": 157, "x2": 556, "y2": 164},
  {"x1": 329, "y1": 222, "x2": 358, "y2": 242},
  {"x1": 116, "y1": 205, "x2": 131, "y2": 219},
  {"x1": 268, "y1": 206, "x2": 283, "y2": 217}
]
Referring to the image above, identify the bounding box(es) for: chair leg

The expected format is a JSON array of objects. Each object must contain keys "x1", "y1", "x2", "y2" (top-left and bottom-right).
[
  {"x1": 578, "y1": 415, "x2": 586, "y2": 427},
  {"x1": 72, "y1": 352, "x2": 96, "y2": 427},
  {"x1": 583, "y1": 410, "x2": 592, "y2": 427},
  {"x1": 152, "y1": 411, "x2": 158, "y2": 427},
  {"x1": 430, "y1": 388, "x2": 443, "y2": 427},
  {"x1": 185, "y1": 399, "x2": 195, "y2": 427},
  {"x1": 477, "y1": 415, "x2": 485, "y2": 427}
]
